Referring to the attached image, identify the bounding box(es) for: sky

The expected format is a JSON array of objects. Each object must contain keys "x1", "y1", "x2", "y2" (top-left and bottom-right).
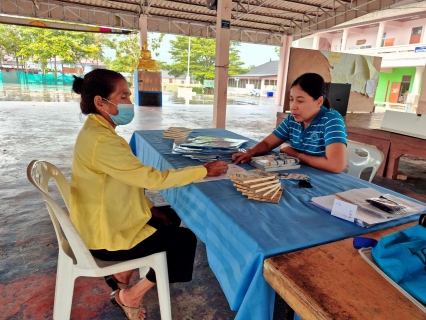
[{"x1": 152, "y1": 34, "x2": 279, "y2": 68}]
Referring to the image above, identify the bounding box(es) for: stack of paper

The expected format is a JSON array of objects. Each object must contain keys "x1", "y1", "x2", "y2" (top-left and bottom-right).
[
  {"x1": 228, "y1": 169, "x2": 283, "y2": 204},
  {"x1": 311, "y1": 188, "x2": 426, "y2": 227},
  {"x1": 172, "y1": 136, "x2": 248, "y2": 163},
  {"x1": 250, "y1": 153, "x2": 300, "y2": 172},
  {"x1": 162, "y1": 127, "x2": 193, "y2": 140}
]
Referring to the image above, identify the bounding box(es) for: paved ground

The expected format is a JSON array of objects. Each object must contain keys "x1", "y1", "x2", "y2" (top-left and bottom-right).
[{"x1": 1, "y1": 95, "x2": 426, "y2": 320}]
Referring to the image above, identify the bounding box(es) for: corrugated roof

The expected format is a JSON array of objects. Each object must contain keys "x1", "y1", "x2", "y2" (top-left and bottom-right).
[
  {"x1": 0, "y1": 0, "x2": 403, "y2": 44},
  {"x1": 239, "y1": 60, "x2": 279, "y2": 76}
]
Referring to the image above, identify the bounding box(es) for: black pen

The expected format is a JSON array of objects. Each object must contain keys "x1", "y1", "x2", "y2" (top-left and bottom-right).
[{"x1": 215, "y1": 156, "x2": 222, "y2": 161}]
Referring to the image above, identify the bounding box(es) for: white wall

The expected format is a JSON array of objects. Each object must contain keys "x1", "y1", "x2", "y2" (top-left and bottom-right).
[
  {"x1": 351, "y1": 18, "x2": 426, "y2": 47},
  {"x1": 295, "y1": 17, "x2": 426, "y2": 53},
  {"x1": 393, "y1": 18, "x2": 426, "y2": 45},
  {"x1": 331, "y1": 33, "x2": 342, "y2": 51},
  {"x1": 346, "y1": 27, "x2": 377, "y2": 49}
]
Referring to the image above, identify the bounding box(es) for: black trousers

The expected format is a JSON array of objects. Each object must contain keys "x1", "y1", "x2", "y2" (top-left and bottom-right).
[{"x1": 90, "y1": 206, "x2": 197, "y2": 283}]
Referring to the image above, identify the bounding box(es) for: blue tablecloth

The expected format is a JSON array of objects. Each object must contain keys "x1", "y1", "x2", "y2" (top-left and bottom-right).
[{"x1": 129, "y1": 128, "x2": 423, "y2": 320}]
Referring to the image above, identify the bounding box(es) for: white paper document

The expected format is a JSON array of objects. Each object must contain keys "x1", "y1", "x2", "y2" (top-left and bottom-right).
[
  {"x1": 311, "y1": 194, "x2": 388, "y2": 227},
  {"x1": 311, "y1": 188, "x2": 426, "y2": 227},
  {"x1": 194, "y1": 164, "x2": 246, "y2": 183},
  {"x1": 331, "y1": 199, "x2": 356, "y2": 223}
]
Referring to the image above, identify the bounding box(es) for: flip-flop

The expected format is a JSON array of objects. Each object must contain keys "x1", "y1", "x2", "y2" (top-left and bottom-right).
[
  {"x1": 104, "y1": 275, "x2": 129, "y2": 291},
  {"x1": 110, "y1": 290, "x2": 146, "y2": 320}
]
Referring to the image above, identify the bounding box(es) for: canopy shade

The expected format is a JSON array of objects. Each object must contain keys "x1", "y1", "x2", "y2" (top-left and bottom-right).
[{"x1": 0, "y1": 0, "x2": 401, "y2": 44}]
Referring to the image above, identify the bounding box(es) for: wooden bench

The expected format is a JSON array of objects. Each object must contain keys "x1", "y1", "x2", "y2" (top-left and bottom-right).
[{"x1": 264, "y1": 222, "x2": 425, "y2": 319}]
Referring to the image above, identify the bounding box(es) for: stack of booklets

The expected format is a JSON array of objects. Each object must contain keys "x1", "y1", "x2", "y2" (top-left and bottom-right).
[
  {"x1": 250, "y1": 153, "x2": 300, "y2": 172},
  {"x1": 172, "y1": 136, "x2": 248, "y2": 163},
  {"x1": 311, "y1": 188, "x2": 426, "y2": 227},
  {"x1": 228, "y1": 169, "x2": 283, "y2": 204},
  {"x1": 162, "y1": 127, "x2": 193, "y2": 140}
]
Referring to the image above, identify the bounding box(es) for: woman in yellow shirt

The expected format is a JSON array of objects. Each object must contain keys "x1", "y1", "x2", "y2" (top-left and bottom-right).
[{"x1": 70, "y1": 69, "x2": 228, "y2": 320}]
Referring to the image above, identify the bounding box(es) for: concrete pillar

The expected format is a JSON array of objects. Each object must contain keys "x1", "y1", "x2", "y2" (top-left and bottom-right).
[
  {"x1": 275, "y1": 35, "x2": 292, "y2": 107},
  {"x1": 341, "y1": 28, "x2": 348, "y2": 51},
  {"x1": 412, "y1": 66, "x2": 424, "y2": 94},
  {"x1": 375, "y1": 22, "x2": 386, "y2": 48},
  {"x1": 417, "y1": 69, "x2": 426, "y2": 114},
  {"x1": 139, "y1": 15, "x2": 148, "y2": 47},
  {"x1": 421, "y1": 25, "x2": 426, "y2": 43},
  {"x1": 312, "y1": 34, "x2": 319, "y2": 50},
  {"x1": 260, "y1": 79, "x2": 265, "y2": 95},
  {"x1": 213, "y1": 0, "x2": 232, "y2": 128}
]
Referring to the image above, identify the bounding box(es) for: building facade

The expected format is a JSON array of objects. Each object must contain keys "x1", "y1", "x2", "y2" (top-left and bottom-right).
[
  {"x1": 292, "y1": 1, "x2": 426, "y2": 112},
  {"x1": 227, "y1": 60, "x2": 279, "y2": 97}
]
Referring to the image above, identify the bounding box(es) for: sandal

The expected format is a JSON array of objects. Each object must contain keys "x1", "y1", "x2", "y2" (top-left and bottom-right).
[
  {"x1": 104, "y1": 275, "x2": 129, "y2": 291},
  {"x1": 110, "y1": 290, "x2": 146, "y2": 320}
]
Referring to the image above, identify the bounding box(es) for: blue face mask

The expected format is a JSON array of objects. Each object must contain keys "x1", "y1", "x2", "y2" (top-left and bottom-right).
[{"x1": 102, "y1": 98, "x2": 134, "y2": 126}]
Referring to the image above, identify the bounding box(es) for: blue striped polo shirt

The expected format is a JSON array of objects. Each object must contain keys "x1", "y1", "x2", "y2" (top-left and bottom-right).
[{"x1": 272, "y1": 106, "x2": 347, "y2": 157}]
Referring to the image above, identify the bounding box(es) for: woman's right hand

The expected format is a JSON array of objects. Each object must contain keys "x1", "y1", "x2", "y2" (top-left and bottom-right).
[
  {"x1": 232, "y1": 150, "x2": 254, "y2": 164},
  {"x1": 204, "y1": 160, "x2": 229, "y2": 177}
]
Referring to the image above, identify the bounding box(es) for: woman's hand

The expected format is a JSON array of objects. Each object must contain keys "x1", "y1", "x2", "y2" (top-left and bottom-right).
[
  {"x1": 204, "y1": 160, "x2": 229, "y2": 177},
  {"x1": 232, "y1": 150, "x2": 255, "y2": 164},
  {"x1": 279, "y1": 146, "x2": 300, "y2": 158}
]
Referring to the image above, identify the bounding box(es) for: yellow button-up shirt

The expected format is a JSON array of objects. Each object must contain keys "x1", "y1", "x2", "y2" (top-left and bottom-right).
[{"x1": 70, "y1": 114, "x2": 207, "y2": 251}]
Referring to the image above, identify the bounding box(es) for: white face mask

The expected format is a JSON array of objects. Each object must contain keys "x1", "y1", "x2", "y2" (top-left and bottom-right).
[{"x1": 102, "y1": 98, "x2": 135, "y2": 125}]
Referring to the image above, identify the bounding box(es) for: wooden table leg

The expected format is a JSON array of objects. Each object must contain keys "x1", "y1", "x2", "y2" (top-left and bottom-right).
[{"x1": 386, "y1": 149, "x2": 405, "y2": 179}]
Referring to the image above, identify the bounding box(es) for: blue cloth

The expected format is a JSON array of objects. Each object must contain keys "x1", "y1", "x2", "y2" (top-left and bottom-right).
[
  {"x1": 353, "y1": 236, "x2": 378, "y2": 249},
  {"x1": 372, "y1": 224, "x2": 426, "y2": 304},
  {"x1": 272, "y1": 106, "x2": 347, "y2": 157},
  {"x1": 129, "y1": 128, "x2": 423, "y2": 320}
]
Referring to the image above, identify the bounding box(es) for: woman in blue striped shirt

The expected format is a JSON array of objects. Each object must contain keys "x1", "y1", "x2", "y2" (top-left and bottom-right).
[{"x1": 232, "y1": 73, "x2": 347, "y2": 173}]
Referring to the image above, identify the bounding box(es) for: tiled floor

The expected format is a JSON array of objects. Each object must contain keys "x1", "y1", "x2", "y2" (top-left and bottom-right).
[{"x1": 1, "y1": 100, "x2": 425, "y2": 319}]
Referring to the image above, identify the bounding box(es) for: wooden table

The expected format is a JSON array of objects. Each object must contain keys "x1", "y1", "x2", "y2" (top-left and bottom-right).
[
  {"x1": 264, "y1": 222, "x2": 426, "y2": 320},
  {"x1": 344, "y1": 113, "x2": 426, "y2": 179},
  {"x1": 387, "y1": 133, "x2": 426, "y2": 179}
]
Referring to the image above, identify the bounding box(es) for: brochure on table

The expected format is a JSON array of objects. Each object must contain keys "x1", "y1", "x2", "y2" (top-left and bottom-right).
[
  {"x1": 311, "y1": 188, "x2": 426, "y2": 227},
  {"x1": 172, "y1": 135, "x2": 248, "y2": 164}
]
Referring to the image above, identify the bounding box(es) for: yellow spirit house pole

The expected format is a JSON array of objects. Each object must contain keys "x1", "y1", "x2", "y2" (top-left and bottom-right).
[{"x1": 213, "y1": 0, "x2": 231, "y2": 128}]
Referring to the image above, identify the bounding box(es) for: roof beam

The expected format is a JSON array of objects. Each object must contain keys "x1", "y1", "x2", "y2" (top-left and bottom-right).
[{"x1": 288, "y1": 0, "x2": 399, "y2": 38}]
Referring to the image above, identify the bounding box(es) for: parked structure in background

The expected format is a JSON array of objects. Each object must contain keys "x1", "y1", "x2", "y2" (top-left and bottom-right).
[
  {"x1": 161, "y1": 70, "x2": 201, "y2": 87},
  {"x1": 292, "y1": 2, "x2": 426, "y2": 113},
  {"x1": 228, "y1": 60, "x2": 278, "y2": 97}
]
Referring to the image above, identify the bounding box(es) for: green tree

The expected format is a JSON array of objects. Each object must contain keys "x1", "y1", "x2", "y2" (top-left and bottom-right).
[
  {"x1": 275, "y1": 46, "x2": 280, "y2": 57},
  {"x1": 164, "y1": 36, "x2": 249, "y2": 83},
  {"x1": 0, "y1": 25, "x2": 27, "y2": 69},
  {"x1": 16, "y1": 27, "x2": 102, "y2": 76},
  {"x1": 103, "y1": 33, "x2": 140, "y2": 73},
  {"x1": 20, "y1": 28, "x2": 73, "y2": 75},
  {"x1": 66, "y1": 31, "x2": 102, "y2": 72},
  {"x1": 103, "y1": 32, "x2": 165, "y2": 73}
]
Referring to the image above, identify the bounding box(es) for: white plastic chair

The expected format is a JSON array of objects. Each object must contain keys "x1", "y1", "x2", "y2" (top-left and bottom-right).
[
  {"x1": 346, "y1": 140, "x2": 384, "y2": 182},
  {"x1": 27, "y1": 160, "x2": 172, "y2": 320}
]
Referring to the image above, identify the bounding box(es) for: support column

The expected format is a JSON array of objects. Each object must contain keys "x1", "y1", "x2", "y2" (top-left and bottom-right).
[
  {"x1": 139, "y1": 15, "x2": 148, "y2": 47},
  {"x1": 421, "y1": 25, "x2": 426, "y2": 43},
  {"x1": 375, "y1": 22, "x2": 386, "y2": 48},
  {"x1": 275, "y1": 35, "x2": 292, "y2": 107},
  {"x1": 312, "y1": 34, "x2": 319, "y2": 50},
  {"x1": 412, "y1": 66, "x2": 424, "y2": 95},
  {"x1": 417, "y1": 68, "x2": 426, "y2": 114},
  {"x1": 213, "y1": 0, "x2": 232, "y2": 128},
  {"x1": 341, "y1": 28, "x2": 348, "y2": 51}
]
